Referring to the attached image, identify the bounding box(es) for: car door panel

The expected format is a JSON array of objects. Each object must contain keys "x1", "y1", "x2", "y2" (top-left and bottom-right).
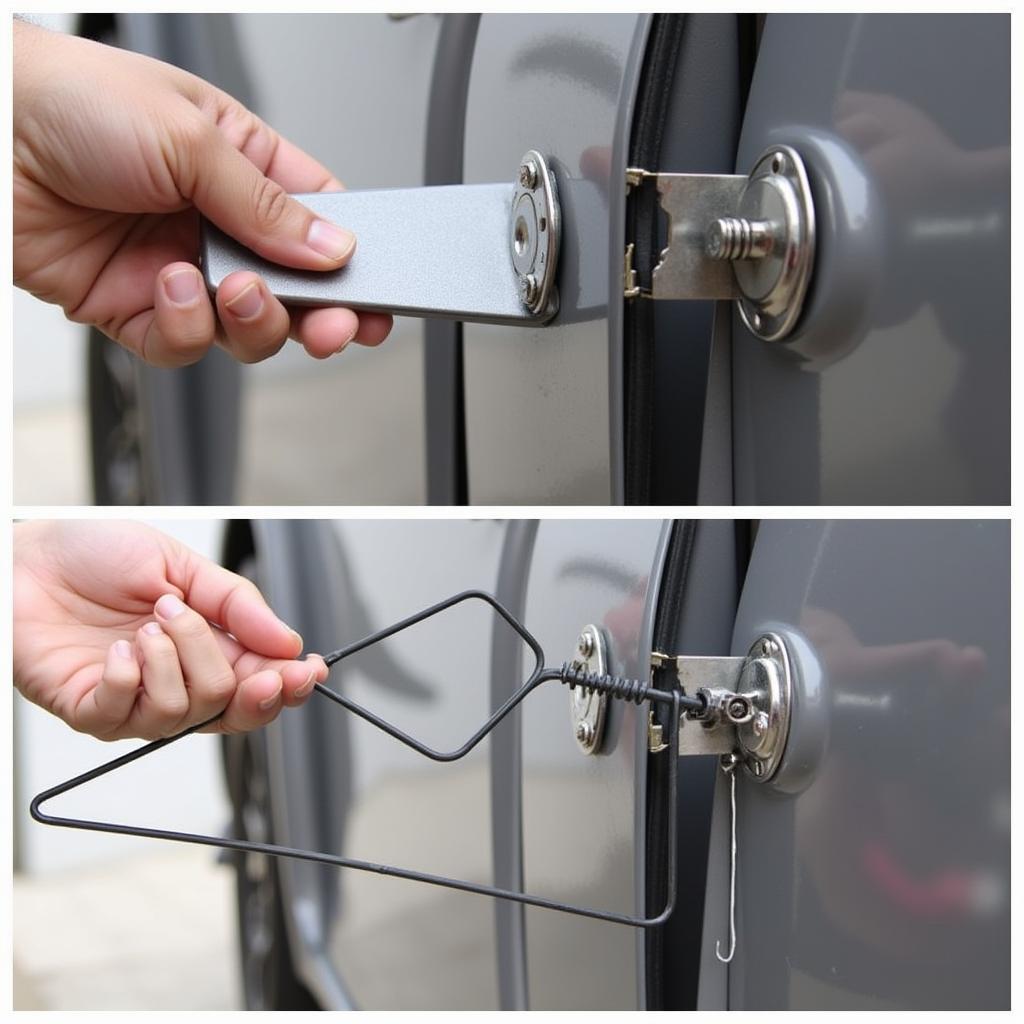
[
  {"x1": 257, "y1": 520, "x2": 512, "y2": 1008},
  {"x1": 518, "y1": 519, "x2": 667, "y2": 1007},
  {"x1": 731, "y1": 15, "x2": 1009, "y2": 504},
  {"x1": 719, "y1": 520, "x2": 1009, "y2": 1008},
  {"x1": 461, "y1": 15, "x2": 645, "y2": 504}
]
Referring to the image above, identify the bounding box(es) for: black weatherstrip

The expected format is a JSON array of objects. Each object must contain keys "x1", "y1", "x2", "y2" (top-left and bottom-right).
[
  {"x1": 622, "y1": 15, "x2": 686, "y2": 505},
  {"x1": 644, "y1": 519, "x2": 695, "y2": 1006},
  {"x1": 424, "y1": 14, "x2": 480, "y2": 505}
]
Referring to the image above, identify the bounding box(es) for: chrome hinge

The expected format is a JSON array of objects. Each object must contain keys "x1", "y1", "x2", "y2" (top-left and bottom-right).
[
  {"x1": 623, "y1": 146, "x2": 816, "y2": 342},
  {"x1": 649, "y1": 634, "x2": 792, "y2": 780}
]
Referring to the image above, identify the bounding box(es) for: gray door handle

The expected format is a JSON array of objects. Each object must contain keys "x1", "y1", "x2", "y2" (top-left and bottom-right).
[{"x1": 201, "y1": 151, "x2": 560, "y2": 326}]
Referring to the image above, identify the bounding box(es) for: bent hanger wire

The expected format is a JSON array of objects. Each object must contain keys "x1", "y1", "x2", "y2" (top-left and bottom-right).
[{"x1": 31, "y1": 590, "x2": 700, "y2": 929}]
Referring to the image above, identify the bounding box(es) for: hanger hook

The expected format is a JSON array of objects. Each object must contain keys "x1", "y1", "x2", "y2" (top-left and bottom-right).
[{"x1": 715, "y1": 752, "x2": 739, "y2": 964}]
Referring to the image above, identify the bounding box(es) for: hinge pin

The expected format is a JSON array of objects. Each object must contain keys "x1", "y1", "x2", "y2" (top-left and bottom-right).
[{"x1": 706, "y1": 217, "x2": 775, "y2": 261}]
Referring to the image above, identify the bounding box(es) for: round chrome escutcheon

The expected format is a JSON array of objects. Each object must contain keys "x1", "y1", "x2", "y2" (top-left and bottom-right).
[
  {"x1": 510, "y1": 150, "x2": 560, "y2": 317},
  {"x1": 569, "y1": 624, "x2": 608, "y2": 755}
]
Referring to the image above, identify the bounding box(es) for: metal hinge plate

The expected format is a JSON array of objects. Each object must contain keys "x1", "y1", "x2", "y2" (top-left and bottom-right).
[
  {"x1": 651, "y1": 633, "x2": 793, "y2": 780},
  {"x1": 624, "y1": 146, "x2": 816, "y2": 342}
]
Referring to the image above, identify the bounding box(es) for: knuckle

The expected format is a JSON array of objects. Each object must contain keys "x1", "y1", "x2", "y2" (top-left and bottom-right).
[
  {"x1": 201, "y1": 669, "x2": 237, "y2": 704},
  {"x1": 152, "y1": 693, "x2": 190, "y2": 725},
  {"x1": 167, "y1": 326, "x2": 214, "y2": 361},
  {"x1": 173, "y1": 610, "x2": 212, "y2": 642},
  {"x1": 142, "y1": 632, "x2": 177, "y2": 660},
  {"x1": 251, "y1": 176, "x2": 290, "y2": 231}
]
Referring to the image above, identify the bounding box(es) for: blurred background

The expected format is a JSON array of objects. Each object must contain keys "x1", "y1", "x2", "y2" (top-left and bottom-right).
[{"x1": 12, "y1": 519, "x2": 240, "y2": 1010}]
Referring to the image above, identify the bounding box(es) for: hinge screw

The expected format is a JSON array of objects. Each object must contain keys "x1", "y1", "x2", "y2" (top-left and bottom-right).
[
  {"x1": 707, "y1": 217, "x2": 775, "y2": 261},
  {"x1": 575, "y1": 721, "x2": 595, "y2": 746},
  {"x1": 518, "y1": 160, "x2": 539, "y2": 189},
  {"x1": 753, "y1": 712, "x2": 770, "y2": 737},
  {"x1": 520, "y1": 273, "x2": 540, "y2": 307},
  {"x1": 576, "y1": 631, "x2": 594, "y2": 658}
]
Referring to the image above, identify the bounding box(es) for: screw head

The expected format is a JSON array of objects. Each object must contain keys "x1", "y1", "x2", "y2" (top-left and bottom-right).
[
  {"x1": 575, "y1": 721, "x2": 595, "y2": 746},
  {"x1": 727, "y1": 696, "x2": 751, "y2": 723},
  {"x1": 753, "y1": 712, "x2": 770, "y2": 737},
  {"x1": 519, "y1": 160, "x2": 539, "y2": 189},
  {"x1": 750, "y1": 311, "x2": 763, "y2": 332},
  {"x1": 761, "y1": 637, "x2": 777, "y2": 657},
  {"x1": 751, "y1": 759, "x2": 766, "y2": 778},
  {"x1": 771, "y1": 151, "x2": 786, "y2": 174},
  {"x1": 576, "y1": 631, "x2": 594, "y2": 658}
]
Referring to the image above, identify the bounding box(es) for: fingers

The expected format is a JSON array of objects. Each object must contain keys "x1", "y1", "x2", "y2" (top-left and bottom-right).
[
  {"x1": 290, "y1": 306, "x2": 393, "y2": 359},
  {"x1": 73, "y1": 639, "x2": 142, "y2": 738},
  {"x1": 215, "y1": 271, "x2": 291, "y2": 363},
  {"x1": 200, "y1": 669, "x2": 283, "y2": 735},
  {"x1": 202, "y1": 655, "x2": 327, "y2": 735},
  {"x1": 184, "y1": 117, "x2": 356, "y2": 271},
  {"x1": 138, "y1": 263, "x2": 218, "y2": 367},
  {"x1": 133, "y1": 622, "x2": 190, "y2": 736},
  {"x1": 174, "y1": 558, "x2": 302, "y2": 661},
  {"x1": 153, "y1": 593, "x2": 237, "y2": 723}
]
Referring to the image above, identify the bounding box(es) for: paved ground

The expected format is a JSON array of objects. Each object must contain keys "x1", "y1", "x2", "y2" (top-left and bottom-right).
[{"x1": 13, "y1": 847, "x2": 242, "y2": 1010}]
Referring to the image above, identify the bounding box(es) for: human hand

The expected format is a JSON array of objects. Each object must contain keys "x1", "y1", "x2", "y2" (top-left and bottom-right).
[
  {"x1": 14, "y1": 520, "x2": 329, "y2": 740},
  {"x1": 13, "y1": 19, "x2": 392, "y2": 367}
]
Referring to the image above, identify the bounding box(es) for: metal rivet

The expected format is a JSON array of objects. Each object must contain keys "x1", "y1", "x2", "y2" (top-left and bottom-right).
[
  {"x1": 771, "y1": 152, "x2": 785, "y2": 174},
  {"x1": 576, "y1": 631, "x2": 594, "y2": 658},
  {"x1": 751, "y1": 760, "x2": 766, "y2": 778},
  {"x1": 518, "y1": 160, "x2": 539, "y2": 189},
  {"x1": 520, "y1": 274, "x2": 539, "y2": 307},
  {"x1": 753, "y1": 712, "x2": 769, "y2": 737}
]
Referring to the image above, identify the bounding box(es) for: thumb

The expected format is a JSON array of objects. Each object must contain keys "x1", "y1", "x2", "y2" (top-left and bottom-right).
[{"x1": 185, "y1": 120, "x2": 355, "y2": 270}]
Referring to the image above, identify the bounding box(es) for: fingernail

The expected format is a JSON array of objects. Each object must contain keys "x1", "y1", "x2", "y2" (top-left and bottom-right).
[
  {"x1": 224, "y1": 281, "x2": 264, "y2": 320},
  {"x1": 163, "y1": 267, "x2": 201, "y2": 307},
  {"x1": 113, "y1": 640, "x2": 132, "y2": 659},
  {"x1": 288, "y1": 627, "x2": 304, "y2": 650},
  {"x1": 294, "y1": 671, "x2": 317, "y2": 699},
  {"x1": 155, "y1": 594, "x2": 187, "y2": 620},
  {"x1": 335, "y1": 327, "x2": 358, "y2": 354},
  {"x1": 307, "y1": 220, "x2": 356, "y2": 261},
  {"x1": 258, "y1": 685, "x2": 283, "y2": 711},
  {"x1": 143, "y1": 622, "x2": 163, "y2": 636}
]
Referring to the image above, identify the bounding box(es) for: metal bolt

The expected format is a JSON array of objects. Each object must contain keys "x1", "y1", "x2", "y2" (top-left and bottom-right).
[
  {"x1": 518, "y1": 160, "x2": 539, "y2": 189},
  {"x1": 576, "y1": 631, "x2": 594, "y2": 658},
  {"x1": 750, "y1": 760, "x2": 766, "y2": 778},
  {"x1": 750, "y1": 311, "x2": 763, "y2": 332},
  {"x1": 727, "y1": 696, "x2": 752, "y2": 723},
  {"x1": 761, "y1": 637, "x2": 777, "y2": 657},
  {"x1": 520, "y1": 274, "x2": 539, "y2": 307},
  {"x1": 770, "y1": 151, "x2": 786, "y2": 174},
  {"x1": 707, "y1": 217, "x2": 775, "y2": 261},
  {"x1": 575, "y1": 721, "x2": 595, "y2": 746},
  {"x1": 753, "y1": 712, "x2": 769, "y2": 737}
]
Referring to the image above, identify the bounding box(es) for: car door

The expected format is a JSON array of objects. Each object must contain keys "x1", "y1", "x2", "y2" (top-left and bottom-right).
[
  {"x1": 727, "y1": 15, "x2": 1009, "y2": 504},
  {"x1": 252, "y1": 519, "x2": 519, "y2": 1008},
  {"x1": 459, "y1": 14, "x2": 743, "y2": 504},
  {"x1": 701, "y1": 520, "x2": 1009, "y2": 1008}
]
